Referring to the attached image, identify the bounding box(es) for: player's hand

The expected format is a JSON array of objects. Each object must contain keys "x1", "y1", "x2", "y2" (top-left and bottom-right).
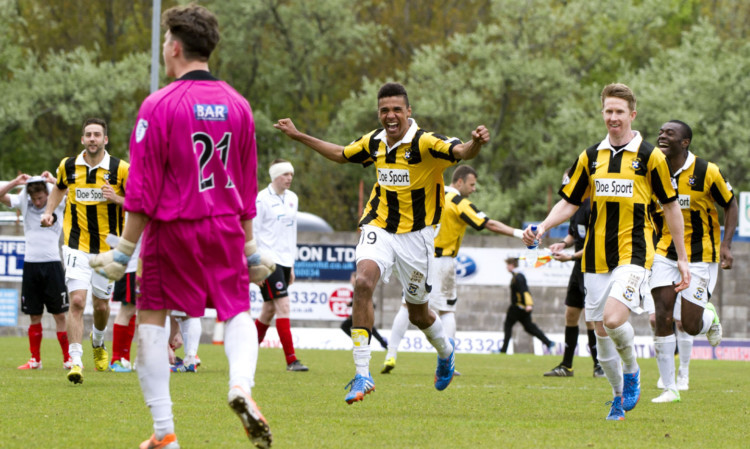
[
  {"x1": 245, "y1": 239, "x2": 276, "y2": 283},
  {"x1": 522, "y1": 224, "x2": 544, "y2": 247},
  {"x1": 273, "y1": 118, "x2": 299, "y2": 139},
  {"x1": 40, "y1": 171, "x2": 55, "y2": 184},
  {"x1": 674, "y1": 259, "x2": 691, "y2": 293},
  {"x1": 552, "y1": 252, "x2": 572, "y2": 262},
  {"x1": 40, "y1": 213, "x2": 55, "y2": 227},
  {"x1": 471, "y1": 125, "x2": 490, "y2": 145},
  {"x1": 548, "y1": 242, "x2": 566, "y2": 254},
  {"x1": 720, "y1": 243, "x2": 733, "y2": 269},
  {"x1": 101, "y1": 181, "x2": 117, "y2": 202},
  {"x1": 89, "y1": 238, "x2": 136, "y2": 280}
]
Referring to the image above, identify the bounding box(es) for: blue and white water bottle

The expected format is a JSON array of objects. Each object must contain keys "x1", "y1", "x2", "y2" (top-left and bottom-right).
[{"x1": 526, "y1": 225, "x2": 539, "y2": 265}]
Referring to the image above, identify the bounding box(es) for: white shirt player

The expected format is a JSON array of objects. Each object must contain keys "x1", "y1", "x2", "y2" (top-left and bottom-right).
[
  {"x1": 9, "y1": 183, "x2": 65, "y2": 263},
  {"x1": 253, "y1": 183, "x2": 298, "y2": 268}
]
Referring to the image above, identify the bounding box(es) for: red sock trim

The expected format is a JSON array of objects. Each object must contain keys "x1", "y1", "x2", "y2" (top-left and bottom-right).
[{"x1": 276, "y1": 318, "x2": 297, "y2": 365}]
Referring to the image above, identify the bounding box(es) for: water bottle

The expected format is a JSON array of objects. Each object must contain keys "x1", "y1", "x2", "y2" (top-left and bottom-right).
[{"x1": 526, "y1": 225, "x2": 539, "y2": 266}]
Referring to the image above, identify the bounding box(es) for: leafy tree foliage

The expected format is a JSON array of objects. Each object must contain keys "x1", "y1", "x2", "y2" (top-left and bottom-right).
[{"x1": 1, "y1": 0, "x2": 749, "y2": 230}]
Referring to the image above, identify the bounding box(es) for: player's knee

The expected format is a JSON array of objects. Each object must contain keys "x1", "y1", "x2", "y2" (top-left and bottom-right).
[{"x1": 353, "y1": 275, "x2": 376, "y2": 298}]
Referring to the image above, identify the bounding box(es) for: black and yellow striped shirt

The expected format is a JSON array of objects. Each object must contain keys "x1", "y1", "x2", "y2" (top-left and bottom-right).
[
  {"x1": 560, "y1": 132, "x2": 676, "y2": 273},
  {"x1": 343, "y1": 120, "x2": 460, "y2": 234},
  {"x1": 510, "y1": 270, "x2": 533, "y2": 307},
  {"x1": 656, "y1": 152, "x2": 734, "y2": 263},
  {"x1": 55, "y1": 151, "x2": 129, "y2": 254},
  {"x1": 434, "y1": 186, "x2": 488, "y2": 257}
]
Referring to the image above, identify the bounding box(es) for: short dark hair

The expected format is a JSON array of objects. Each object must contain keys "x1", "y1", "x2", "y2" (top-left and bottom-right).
[
  {"x1": 271, "y1": 158, "x2": 289, "y2": 165},
  {"x1": 451, "y1": 165, "x2": 477, "y2": 184},
  {"x1": 82, "y1": 117, "x2": 107, "y2": 136},
  {"x1": 668, "y1": 119, "x2": 693, "y2": 149},
  {"x1": 162, "y1": 4, "x2": 220, "y2": 62},
  {"x1": 505, "y1": 256, "x2": 519, "y2": 267},
  {"x1": 26, "y1": 180, "x2": 47, "y2": 196},
  {"x1": 377, "y1": 82, "x2": 409, "y2": 108}
]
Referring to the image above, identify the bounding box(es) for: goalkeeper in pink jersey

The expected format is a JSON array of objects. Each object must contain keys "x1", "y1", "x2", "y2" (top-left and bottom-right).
[{"x1": 90, "y1": 5, "x2": 273, "y2": 449}]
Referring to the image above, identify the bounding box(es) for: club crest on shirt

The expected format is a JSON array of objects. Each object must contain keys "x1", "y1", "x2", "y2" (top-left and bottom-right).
[
  {"x1": 135, "y1": 119, "x2": 148, "y2": 143},
  {"x1": 631, "y1": 157, "x2": 642, "y2": 171},
  {"x1": 404, "y1": 150, "x2": 412, "y2": 160},
  {"x1": 103, "y1": 172, "x2": 110, "y2": 182},
  {"x1": 688, "y1": 175, "x2": 697, "y2": 186}
]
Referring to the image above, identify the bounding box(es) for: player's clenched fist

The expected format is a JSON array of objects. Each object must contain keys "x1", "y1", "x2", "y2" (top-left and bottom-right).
[
  {"x1": 89, "y1": 238, "x2": 137, "y2": 281},
  {"x1": 245, "y1": 239, "x2": 276, "y2": 283}
]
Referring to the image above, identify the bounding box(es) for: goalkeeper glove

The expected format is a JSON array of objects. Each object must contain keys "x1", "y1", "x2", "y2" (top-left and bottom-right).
[
  {"x1": 245, "y1": 239, "x2": 276, "y2": 283},
  {"x1": 89, "y1": 237, "x2": 136, "y2": 281}
]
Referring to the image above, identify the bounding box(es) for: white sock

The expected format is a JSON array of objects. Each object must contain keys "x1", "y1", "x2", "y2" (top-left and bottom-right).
[
  {"x1": 654, "y1": 335, "x2": 677, "y2": 391},
  {"x1": 91, "y1": 326, "x2": 106, "y2": 347},
  {"x1": 224, "y1": 312, "x2": 256, "y2": 394},
  {"x1": 386, "y1": 306, "x2": 410, "y2": 360},
  {"x1": 351, "y1": 329, "x2": 371, "y2": 376},
  {"x1": 440, "y1": 312, "x2": 456, "y2": 341},
  {"x1": 596, "y1": 334, "x2": 623, "y2": 396},
  {"x1": 675, "y1": 328, "x2": 693, "y2": 371},
  {"x1": 422, "y1": 316, "x2": 451, "y2": 359},
  {"x1": 605, "y1": 322, "x2": 639, "y2": 374},
  {"x1": 180, "y1": 317, "x2": 202, "y2": 365},
  {"x1": 137, "y1": 324, "x2": 174, "y2": 439},
  {"x1": 700, "y1": 308, "x2": 714, "y2": 334},
  {"x1": 69, "y1": 343, "x2": 83, "y2": 366}
]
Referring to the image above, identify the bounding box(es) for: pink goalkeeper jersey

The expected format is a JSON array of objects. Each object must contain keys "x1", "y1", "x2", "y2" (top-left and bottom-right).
[{"x1": 125, "y1": 71, "x2": 257, "y2": 222}]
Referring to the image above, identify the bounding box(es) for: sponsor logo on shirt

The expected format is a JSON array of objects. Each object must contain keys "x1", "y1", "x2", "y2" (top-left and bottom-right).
[
  {"x1": 194, "y1": 104, "x2": 228, "y2": 121},
  {"x1": 678, "y1": 194, "x2": 691, "y2": 209},
  {"x1": 594, "y1": 178, "x2": 634, "y2": 198},
  {"x1": 75, "y1": 188, "x2": 106, "y2": 202},
  {"x1": 377, "y1": 168, "x2": 410, "y2": 186}
]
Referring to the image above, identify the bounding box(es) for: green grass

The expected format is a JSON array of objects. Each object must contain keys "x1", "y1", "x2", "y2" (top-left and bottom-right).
[{"x1": 0, "y1": 336, "x2": 748, "y2": 448}]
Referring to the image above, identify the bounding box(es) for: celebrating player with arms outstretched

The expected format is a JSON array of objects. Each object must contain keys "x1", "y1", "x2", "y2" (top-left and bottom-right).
[{"x1": 275, "y1": 82, "x2": 489, "y2": 404}]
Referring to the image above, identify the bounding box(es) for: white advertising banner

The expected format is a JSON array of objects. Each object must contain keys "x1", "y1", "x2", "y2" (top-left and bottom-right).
[
  {"x1": 260, "y1": 328, "x2": 658, "y2": 358},
  {"x1": 455, "y1": 247, "x2": 574, "y2": 287},
  {"x1": 250, "y1": 281, "x2": 353, "y2": 321},
  {"x1": 739, "y1": 191, "x2": 750, "y2": 237}
]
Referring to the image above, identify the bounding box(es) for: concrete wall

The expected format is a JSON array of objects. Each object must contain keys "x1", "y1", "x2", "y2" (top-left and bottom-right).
[{"x1": 2, "y1": 224, "x2": 748, "y2": 353}]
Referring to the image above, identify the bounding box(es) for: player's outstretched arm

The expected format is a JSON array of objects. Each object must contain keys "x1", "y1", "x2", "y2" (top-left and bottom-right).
[
  {"x1": 522, "y1": 199, "x2": 578, "y2": 246},
  {"x1": 485, "y1": 219, "x2": 524, "y2": 240},
  {"x1": 452, "y1": 125, "x2": 490, "y2": 161},
  {"x1": 274, "y1": 118, "x2": 347, "y2": 163},
  {"x1": 662, "y1": 200, "x2": 690, "y2": 291}
]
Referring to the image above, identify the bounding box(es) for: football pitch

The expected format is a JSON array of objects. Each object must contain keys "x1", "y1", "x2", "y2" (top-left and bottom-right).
[{"x1": 0, "y1": 336, "x2": 747, "y2": 448}]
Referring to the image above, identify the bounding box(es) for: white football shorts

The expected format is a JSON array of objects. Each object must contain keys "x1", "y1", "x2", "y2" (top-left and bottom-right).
[
  {"x1": 356, "y1": 225, "x2": 434, "y2": 305},
  {"x1": 584, "y1": 264, "x2": 650, "y2": 322},
  {"x1": 62, "y1": 246, "x2": 114, "y2": 299},
  {"x1": 650, "y1": 254, "x2": 717, "y2": 314}
]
